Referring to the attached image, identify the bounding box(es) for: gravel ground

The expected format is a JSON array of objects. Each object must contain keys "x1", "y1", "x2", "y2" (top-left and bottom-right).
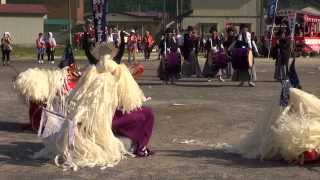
[{"x1": 0, "y1": 57, "x2": 320, "y2": 180}]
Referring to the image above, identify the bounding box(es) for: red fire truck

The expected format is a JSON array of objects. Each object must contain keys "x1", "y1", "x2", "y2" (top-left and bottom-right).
[{"x1": 268, "y1": 9, "x2": 320, "y2": 56}]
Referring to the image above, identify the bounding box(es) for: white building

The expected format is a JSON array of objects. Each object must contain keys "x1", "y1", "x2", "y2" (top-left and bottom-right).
[
  {"x1": 0, "y1": 1, "x2": 47, "y2": 45},
  {"x1": 183, "y1": 0, "x2": 263, "y2": 36}
]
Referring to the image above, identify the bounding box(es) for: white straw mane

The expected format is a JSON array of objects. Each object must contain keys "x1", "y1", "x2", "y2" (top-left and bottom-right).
[
  {"x1": 117, "y1": 64, "x2": 146, "y2": 113},
  {"x1": 14, "y1": 68, "x2": 66, "y2": 104}
]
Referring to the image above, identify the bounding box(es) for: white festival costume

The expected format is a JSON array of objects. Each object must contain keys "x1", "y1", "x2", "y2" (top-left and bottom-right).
[
  {"x1": 221, "y1": 88, "x2": 320, "y2": 161},
  {"x1": 15, "y1": 55, "x2": 147, "y2": 170}
]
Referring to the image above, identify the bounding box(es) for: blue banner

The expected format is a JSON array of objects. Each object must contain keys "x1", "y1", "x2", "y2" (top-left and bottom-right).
[
  {"x1": 267, "y1": 0, "x2": 278, "y2": 17},
  {"x1": 92, "y1": 0, "x2": 107, "y2": 42}
]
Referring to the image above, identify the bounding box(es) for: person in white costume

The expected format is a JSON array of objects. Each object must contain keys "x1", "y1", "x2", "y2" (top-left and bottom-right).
[
  {"x1": 219, "y1": 86, "x2": 320, "y2": 164},
  {"x1": 14, "y1": 43, "x2": 153, "y2": 170}
]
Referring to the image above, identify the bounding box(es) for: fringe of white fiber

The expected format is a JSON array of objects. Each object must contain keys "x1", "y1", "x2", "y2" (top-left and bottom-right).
[
  {"x1": 220, "y1": 88, "x2": 320, "y2": 161},
  {"x1": 270, "y1": 88, "x2": 320, "y2": 161},
  {"x1": 14, "y1": 68, "x2": 66, "y2": 104},
  {"x1": 117, "y1": 64, "x2": 146, "y2": 113},
  {"x1": 66, "y1": 66, "x2": 127, "y2": 168}
]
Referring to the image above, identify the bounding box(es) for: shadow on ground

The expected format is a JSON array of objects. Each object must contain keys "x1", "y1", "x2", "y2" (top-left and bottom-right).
[
  {"x1": 0, "y1": 121, "x2": 33, "y2": 133},
  {"x1": 159, "y1": 149, "x2": 320, "y2": 170},
  {"x1": 0, "y1": 141, "x2": 46, "y2": 167}
]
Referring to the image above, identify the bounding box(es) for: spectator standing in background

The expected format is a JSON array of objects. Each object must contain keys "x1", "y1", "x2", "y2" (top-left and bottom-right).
[
  {"x1": 127, "y1": 29, "x2": 138, "y2": 64},
  {"x1": 36, "y1": 33, "x2": 45, "y2": 64},
  {"x1": 143, "y1": 30, "x2": 155, "y2": 61},
  {"x1": 1, "y1": 32, "x2": 13, "y2": 66},
  {"x1": 46, "y1": 32, "x2": 57, "y2": 64}
]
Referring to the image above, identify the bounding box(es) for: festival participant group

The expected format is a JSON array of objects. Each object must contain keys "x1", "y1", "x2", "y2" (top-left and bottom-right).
[
  {"x1": 2, "y1": 23, "x2": 294, "y2": 87},
  {"x1": 6, "y1": 22, "x2": 320, "y2": 171},
  {"x1": 105, "y1": 25, "x2": 261, "y2": 87}
]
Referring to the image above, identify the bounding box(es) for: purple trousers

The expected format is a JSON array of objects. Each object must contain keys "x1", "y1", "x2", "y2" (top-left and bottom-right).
[{"x1": 112, "y1": 106, "x2": 154, "y2": 155}]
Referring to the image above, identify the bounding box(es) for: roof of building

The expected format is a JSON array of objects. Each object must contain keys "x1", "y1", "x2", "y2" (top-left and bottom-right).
[
  {"x1": 0, "y1": 4, "x2": 47, "y2": 15},
  {"x1": 122, "y1": 11, "x2": 167, "y2": 18},
  {"x1": 45, "y1": 18, "x2": 69, "y2": 25}
]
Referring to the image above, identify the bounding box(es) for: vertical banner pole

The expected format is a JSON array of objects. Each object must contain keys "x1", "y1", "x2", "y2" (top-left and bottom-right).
[
  {"x1": 176, "y1": 0, "x2": 179, "y2": 31},
  {"x1": 92, "y1": 0, "x2": 108, "y2": 42},
  {"x1": 288, "y1": 12, "x2": 297, "y2": 59},
  {"x1": 267, "y1": 0, "x2": 279, "y2": 60},
  {"x1": 68, "y1": 0, "x2": 72, "y2": 45}
]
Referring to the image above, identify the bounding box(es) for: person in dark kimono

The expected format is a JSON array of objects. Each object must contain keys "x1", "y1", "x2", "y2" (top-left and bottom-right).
[
  {"x1": 199, "y1": 35, "x2": 206, "y2": 53},
  {"x1": 223, "y1": 28, "x2": 237, "y2": 78},
  {"x1": 231, "y1": 24, "x2": 258, "y2": 87},
  {"x1": 202, "y1": 28, "x2": 226, "y2": 82},
  {"x1": 274, "y1": 30, "x2": 291, "y2": 81},
  {"x1": 113, "y1": 30, "x2": 126, "y2": 64},
  {"x1": 158, "y1": 29, "x2": 180, "y2": 84},
  {"x1": 182, "y1": 26, "x2": 202, "y2": 77}
]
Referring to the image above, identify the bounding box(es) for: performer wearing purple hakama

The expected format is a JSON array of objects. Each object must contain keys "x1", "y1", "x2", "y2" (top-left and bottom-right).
[
  {"x1": 14, "y1": 32, "x2": 155, "y2": 170},
  {"x1": 158, "y1": 28, "x2": 181, "y2": 84},
  {"x1": 202, "y1": 28, "x2": 226, "y2": 82},
  {"x1": 231, "y1": 24, "x2": 258, "y2": 87},
  {"x1": 182, "y1": 26, "x2": 202, "y2": 78},
  {"x1": 113, "y1": 106, "x2": 154, "y2": 156}
]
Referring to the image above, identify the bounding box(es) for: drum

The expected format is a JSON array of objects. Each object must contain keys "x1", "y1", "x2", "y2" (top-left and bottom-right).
[
  {"x1": 248, "y1": 50, "x2": 254, "y2": 68},
  {"x1": 166, "y1": 51, "x2": 181, "y2": 69},
  {"x1": 231, "y1": 48, "x2": 249, "y2": 70},
  {"x1": 213, "y1": 51, "x2": 228, "y2": 69}
]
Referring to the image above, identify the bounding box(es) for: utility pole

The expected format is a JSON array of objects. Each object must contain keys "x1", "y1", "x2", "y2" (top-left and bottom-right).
[
  {"x1": 260, "y1": 0, "x2": 264, "y2": 37},
  {"x1": 163, "y1": 0, "x2": 166, "y2": 31},
  {"x1": 176, "y1": 0, "x2": 179, "y2": 30},
  {"x1": 180, "y1": 0, "x2": 183, "y2": 30},
  {"x1": 68, "y1": 0, "x2": 72, "y2": 45},
  {"x1": 138, "y1": 0, "x2": 141, "y2": 12}
]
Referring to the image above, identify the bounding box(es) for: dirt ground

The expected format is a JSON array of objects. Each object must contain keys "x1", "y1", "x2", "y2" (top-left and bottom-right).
[{"x1": 0, "y1": 57, "x2": 320, "y2": 180}]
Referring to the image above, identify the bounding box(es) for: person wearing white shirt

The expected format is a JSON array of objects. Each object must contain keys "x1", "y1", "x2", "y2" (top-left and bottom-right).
[{"x1": 232, "y1": 25, "x2": 259, "y2": 87}]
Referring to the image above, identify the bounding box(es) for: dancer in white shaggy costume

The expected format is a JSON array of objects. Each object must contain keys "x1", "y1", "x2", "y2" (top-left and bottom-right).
[
  {"x1": 219, "y1": 87, "x2": 320, "y2": 164},
  {"x1": 15, "y1": 45, "x2": 154, "y2": 170}
]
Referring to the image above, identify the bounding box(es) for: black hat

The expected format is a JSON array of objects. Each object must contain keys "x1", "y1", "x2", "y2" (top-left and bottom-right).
[
  {"x1": 209, "y1": 26, "x2": 217, "y2": 33},
  {"x1": 165, "y1": 28, "x2": 173, "y2": 34},
  {"x1": 187, "y1": 26, "x2": 194, "y2": 32},
  {"x1": 240, "y1": 24, "x2": 248, "y2": 30},
  {"x1": 226, "y1": 27, "x2": 234, "y2": 33}
]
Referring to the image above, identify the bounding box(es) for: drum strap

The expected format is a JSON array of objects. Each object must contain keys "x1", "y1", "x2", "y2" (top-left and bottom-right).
[{"x1": 164, "y1": 40, "x2": 167, "y2": 56}]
